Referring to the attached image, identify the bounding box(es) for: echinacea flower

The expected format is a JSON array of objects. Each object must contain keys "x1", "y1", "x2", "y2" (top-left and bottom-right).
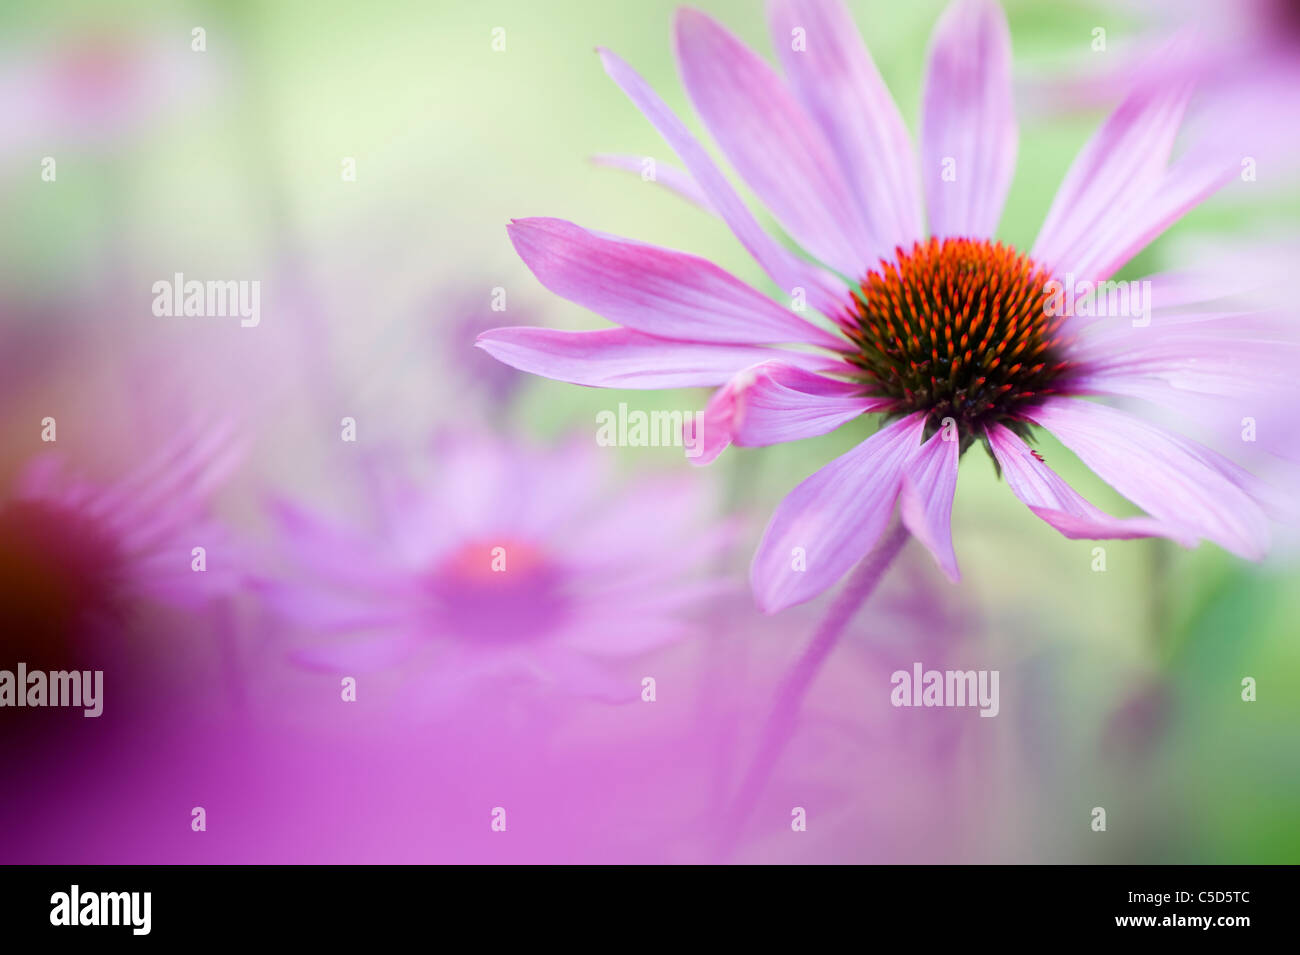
[
  {"x1": 479, "y1": 0, "x2": 1292, "y2": 613},
  {"x1": 261, "y1": 434, "x2": 730, "y2": 706},
  {"x1": 0, "y1": 422, "x2": 242, "y2": 672}
]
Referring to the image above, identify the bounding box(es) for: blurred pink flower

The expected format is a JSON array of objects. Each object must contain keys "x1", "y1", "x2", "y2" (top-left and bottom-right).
[
  {"x1": 1024, "y1": 0, "x2": 1300, "y2": 180},
  {"x1": 479, "y1": 0, "x2": 1291, "y2": 613},
  {"x1": 262, "y1": 434, "x2": 732, "y2": 706},
  {"x1": 0, "y1": 421, "x2": 243, "y2": 671},
  {"x1": 0, "y1": 26, "x2": 219, "y2": 157}
]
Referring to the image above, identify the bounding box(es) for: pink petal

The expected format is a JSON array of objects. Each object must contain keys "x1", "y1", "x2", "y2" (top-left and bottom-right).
[
  {"x1": 508, "y1": 217, "x2": 844, "y2": 348},
  {"x1": 129, "y1": 529, "x2": 244, "y2": 607},
  {"x1": 591, "y1": 153, "x2": 714, "y2": 213},
  {"x1": 687, "y1": 359, "x2": 881, "y2": 467},
  {"x1": 768, "y1": 0, "x2": 924, "y2": 261},
  {"x1": 597, "y1": 46, "x2": 846, "y2": 316},
  {"x1": 414, "y1": 435, "x2": 607, "y2": 547},
  {"x1": 985, "y1": 423, "x2": 1186, "y2": 542},
  {"x1": 750, "y1": 413, "x2": 924, "y2": 613},
  {"x1": 1073, "y1": 308, "x2": 1293, "y2": 349},
  {"x1": 687, "y1": 378, "x2": 743, "y2": 466},
  {"x1": 93, "y1": 417, "x2": 241, "y2": 529},
  {"x1": 476, "y1": 326, "x2": 811, "y2": 389},
  {"x1": 921, "y1": 0, "x2": 1017, "y2": 238},
  {"x1": 1138, "y1": 236, "x2": 1299, "y2": 315},
  {"x1": 1164, "y1": 429, "x2": 1297, "y2": 526},
  {"x1": 1031, "y1": 75, "x2": 1234, "y2": 286},
  {"x1": 730, "y1": 361, "x2": 885, "y2": 448},
  {"x1": 269, "y1": 498, "x2": 408, "y2": 586},
  {"x1": 259, "y1": 581, "x2": 413, "y2": 633},
  {"x1": 1065, "y1": 152, "x2": 1236, "y2": 288},
  {"x1": 899, "y1": 429, "x2": 960, "y2": 581},
  {"x1": 1032, "y1": 82, "x2": 1192, "y2": 280},
  {"x1": 1135, "y1": 267, "x2": 1287, "y2": 313},
  {"x1": 1069, "y1": 335, "x2": 1299, "y2": 408},
  {"x1": 673, "y1": 7, "x2": 874, "y2": 277},
  {"x1": 1025, "y1": 399, "x2": 1270, "y2": 559}
]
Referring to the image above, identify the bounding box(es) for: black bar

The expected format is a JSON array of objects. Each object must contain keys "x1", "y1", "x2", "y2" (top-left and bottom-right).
[{"x1": 0, "y1": 864, "x2": 1283, "y2": 940}]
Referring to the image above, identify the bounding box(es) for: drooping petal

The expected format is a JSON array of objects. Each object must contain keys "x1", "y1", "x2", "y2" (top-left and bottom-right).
[
  {"x1": 686, "y1": 359, "x2": 882, "y2": 467},
  {"x1": 751, "y1": 413, "x2": 924, "y2": 613},
  {"x1": 476, "y1": 326, "x2": 829, "y2": 389},
  {"x1": 508, "y1": 217, "x2": 845, "y2": 348},
  {"x1": 597, "y1": 46, "x2": 846, "y2": 315},
  {"x1": 673, "y1": 7, "x2": 874, "y2": 277},
  {"x1": 768, "y1": 0, "x2": 924, "y2": 260},
  {"x1": 730, "y1": 361, "x2": 885, "y2": 448},
  {"x1": 590, "y1": 153, "x2": 715, "y2": 213},
  {"x1": 921, "y1": 0, "x2": 1017, "y2": 238},
  {"x1": 985, "y1": 423, "x2": 1186, "y2": 542},
  {"x1": 1025, "y1": 398, "x2": 1270, "y2": 559},
  {"x1": 899, "y1": 429, "x2": 960, "y2": 581},
  {"x1": 686, "y1": 377, "x2": 744, "y2": 466}
]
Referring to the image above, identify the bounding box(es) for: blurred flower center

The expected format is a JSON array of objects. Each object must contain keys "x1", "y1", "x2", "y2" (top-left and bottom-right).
[
  {"x1": 1273, "y1": 0, "x2": 1300, "y2": 39},
  {"x1": 0, "y1": 500, "x2": 125, "y2": 668},
  {"x1": 843, "y1": 237, "x2": 1074, "y2": 444},
  {"x1": 428, "y1": 540, "x2": 570, "y2": 643}
]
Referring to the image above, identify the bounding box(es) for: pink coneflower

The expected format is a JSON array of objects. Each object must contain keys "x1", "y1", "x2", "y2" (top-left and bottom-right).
[
  {"x1": 0, "y1": 423, "x2": 242, "y2": 674},
  {"x1": 479, "y1": 0, "x2": 1290, "y2": 616},
  {"x1": 262, "y1": 434, "x2": 730, "y2": 707}
]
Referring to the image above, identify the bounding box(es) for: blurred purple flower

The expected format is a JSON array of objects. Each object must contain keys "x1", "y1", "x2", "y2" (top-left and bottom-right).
[
  {"x1": 440, "y1": 292, "x2": 536, "y2": 412},
  {"x1": 262, "y1": 433, "x2": 733, "y2": 706},
  {"x1": 479, "y1": 0, "x2": 1289, "y2": 614}
]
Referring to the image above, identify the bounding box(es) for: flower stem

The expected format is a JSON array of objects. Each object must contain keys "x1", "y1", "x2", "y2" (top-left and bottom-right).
[{"x1": 718, "y1": 519, "x2": 910, "y2": 860}]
